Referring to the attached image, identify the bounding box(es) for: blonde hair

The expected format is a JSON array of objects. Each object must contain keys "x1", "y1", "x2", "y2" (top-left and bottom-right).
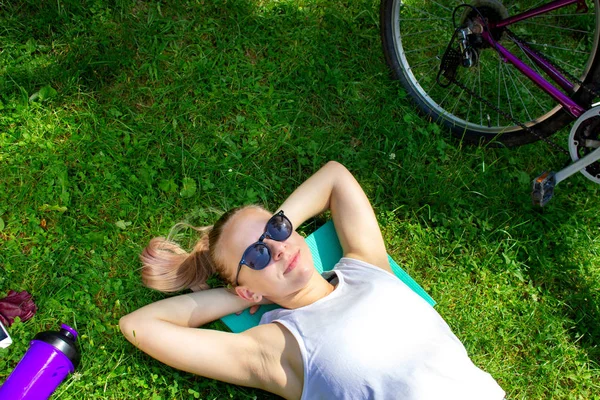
[{"x1": 140, "y1": 205, "x2": 263, "y2": 292}]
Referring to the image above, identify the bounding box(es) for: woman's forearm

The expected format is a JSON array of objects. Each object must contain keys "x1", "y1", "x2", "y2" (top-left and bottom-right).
[
  {"x1": 277, "y1": 161, "x2": 350, "y2": 227},
  {"x1": 122, "y1": 288, "x2": 252, "y2": 329},
  {"x1": 278, "y1": 161, "x2": 389, "y2": 269}
]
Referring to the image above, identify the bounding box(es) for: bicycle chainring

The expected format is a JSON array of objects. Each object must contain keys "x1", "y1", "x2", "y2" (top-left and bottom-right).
[{"x1": 568, "y1": 106, "x2": 600, "y2": 183}]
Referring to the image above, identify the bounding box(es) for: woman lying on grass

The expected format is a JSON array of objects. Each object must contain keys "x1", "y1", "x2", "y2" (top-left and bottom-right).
[{"x1": 120, "y1": 161, "x2": 505, "y2": 400}]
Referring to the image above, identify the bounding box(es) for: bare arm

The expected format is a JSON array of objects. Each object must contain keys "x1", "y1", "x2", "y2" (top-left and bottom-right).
[
  {"x1": 278, "y1": 161, "x2": 390, "y2": 272},
  {"x1": 119, "y1": 289, "x2": 264, "y2": 387}
]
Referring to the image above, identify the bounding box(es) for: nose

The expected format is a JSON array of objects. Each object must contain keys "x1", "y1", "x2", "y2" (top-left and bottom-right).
[{"x1": 266, "y1": 238, "x2": 287, "y2": 262}]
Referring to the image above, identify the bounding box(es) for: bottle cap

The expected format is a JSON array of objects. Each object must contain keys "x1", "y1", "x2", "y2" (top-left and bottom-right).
[
  {"x1": 34, "y1": 324, "x2": 80, "y2": 367},
  {"x1": 61, "y1": 324, "x2": 78, "y2": 340}
]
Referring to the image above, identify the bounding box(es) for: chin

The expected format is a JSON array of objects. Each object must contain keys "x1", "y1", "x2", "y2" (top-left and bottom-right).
[{"x1": 292, "y1": 261, "x2": 314, "y2": 286}]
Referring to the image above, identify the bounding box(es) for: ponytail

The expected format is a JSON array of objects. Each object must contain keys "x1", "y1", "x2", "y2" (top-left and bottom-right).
[
  {"x1": 140, "y1": 233, "x2": 214, "y2": 293},
  {"x1": 140, "y1": 205, "x2": 265, "y2": 292}
]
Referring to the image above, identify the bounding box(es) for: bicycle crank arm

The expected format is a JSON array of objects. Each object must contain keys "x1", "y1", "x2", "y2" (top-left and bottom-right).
[{"x1": 532, "y1": 145, "x2": 600, "y2": 206}]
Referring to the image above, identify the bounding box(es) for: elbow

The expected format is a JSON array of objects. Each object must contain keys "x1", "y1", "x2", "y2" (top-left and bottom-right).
[
  {"x1": 324, "y1": 160, "x2": 353, "y2": 180},
  {"x1": 119, "y1": 313, "x2": 140, "y2": 345},
  {"x1": 325, "y1": 160, "x2": 345, "y2": 170},
  {"x1": 323, "y1": 160, "x2": 351, "y2": 177}
]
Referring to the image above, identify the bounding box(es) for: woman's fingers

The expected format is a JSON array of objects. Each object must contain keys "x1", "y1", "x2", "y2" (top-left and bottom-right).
[
  {"x1": 249, "y1": 305, "x2": 260, "y2": 315},
  {"x1": 234, "y1": 305, "x2": 261, "y2": 315}
]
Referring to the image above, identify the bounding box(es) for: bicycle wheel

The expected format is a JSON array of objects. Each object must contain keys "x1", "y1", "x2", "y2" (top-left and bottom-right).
[{"x1": 380, "y1": 0, "x2": 600, "y2": 147}]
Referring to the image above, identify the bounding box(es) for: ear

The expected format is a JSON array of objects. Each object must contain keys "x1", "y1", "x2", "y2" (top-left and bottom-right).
[{"x1": 234, "y1": 285, "x2": 263, "y2": 303}]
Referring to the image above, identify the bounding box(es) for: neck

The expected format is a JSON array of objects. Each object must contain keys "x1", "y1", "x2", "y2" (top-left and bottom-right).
[{"x1": 275, "y1": 271, "x2": 335, "y2": 309}]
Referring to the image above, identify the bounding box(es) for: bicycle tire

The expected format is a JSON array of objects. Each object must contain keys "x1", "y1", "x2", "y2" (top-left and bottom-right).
[{"x1": 380, "y1": 0, "x2": 600, "y2": 147}]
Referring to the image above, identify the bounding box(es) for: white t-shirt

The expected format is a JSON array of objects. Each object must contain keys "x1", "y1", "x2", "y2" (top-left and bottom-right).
[{"x1": 260, "y1": 257, "x2": 505, "y2": 400}]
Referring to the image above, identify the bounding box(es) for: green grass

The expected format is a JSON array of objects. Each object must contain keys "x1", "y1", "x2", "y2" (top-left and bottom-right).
[{"x1": 0, "y1": 0, "x2": 599, "y2": 399}]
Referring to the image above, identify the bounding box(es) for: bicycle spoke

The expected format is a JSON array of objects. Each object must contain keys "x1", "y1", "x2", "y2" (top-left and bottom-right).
[
  {"x1": 529, "y1": 43, "x2": 588, "y2": 54},
  {"x1": 506, "y1": 63, "x2": 532, "y2": 121},
  {"x1": 528, "y1": 0, "x2": 548, "y2": 9},
  {"x1": 500, "y1": 63, "x2": 515, "y2": 122},
  {"x1": 533, "y1": 53, "x2": 585, "y2": 77},
  {"x1": 424, "y1": 62, "x2": 444, "y2": 93},
  {"x1": 478, "y1": 53, "x2": 501, "y2": 126},
  {"x1": 512, "y1": 37, "x2": 545, "y2": 78},
  {"x1": 402, "y1": 28, "x2": 441, "y2": 38},
  {"x1": 466, "y1": 77, "x2": 474, "y2": 124},
  {"x1": 512, "y1": 68, "x2": 546, "y2": 115},
  {"x1": 497, "y1": 57, "x2": 502, "y2": 126},
  {"x1": 511, "y1": 35, "x2": 586, "y2": 80},
  {"x1": 478, "y1": 65, "x2": 483, "y2": 126},
  {"x1": 520, "y1": 21, "x2": 590, "y2": 34},
  {"x1": 400, "y1": 17, "x2": 451, "y2": 21},
  {"x1": 405, "y1": 44, "x2": 446, "y2": 54},
  {"x1": 439, "y1": 83, "x2": 458, "y2": 110},
  {"x1": 401, "y1": 4, "x2": 451, "y2": 22},
  {"x1": 406, "y1": 58, "x2": 438, "y2": 71},
  {"x1": 450, "y1": 72, "x2": 474, "y2": 116},
  {"x1": 430, "y1": 1, "x2": 453, "y2": 13},
  {"x1": 531, "y1": 13, "x2": 595, "y2": 18}
]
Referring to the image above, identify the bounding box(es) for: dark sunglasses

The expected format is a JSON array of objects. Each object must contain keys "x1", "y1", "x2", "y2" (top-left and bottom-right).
[{"x1": 235, "y1": 210, "x2": 293, "y2": 286}]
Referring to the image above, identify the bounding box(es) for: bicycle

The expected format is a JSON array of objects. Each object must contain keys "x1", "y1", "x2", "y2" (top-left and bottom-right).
[{"x1": 380, "y1": 0, "x2": 600, "y2": 205}]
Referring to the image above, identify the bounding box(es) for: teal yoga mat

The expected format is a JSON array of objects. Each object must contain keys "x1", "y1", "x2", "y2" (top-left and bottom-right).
[{"x1": 221, "y1": 221, "x2": 435, "y2": 333}]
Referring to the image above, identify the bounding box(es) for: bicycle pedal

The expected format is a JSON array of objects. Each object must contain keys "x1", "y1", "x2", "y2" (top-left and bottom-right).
[{"x1": 532, "y1": 171, "x2": 556, "y2": 207}]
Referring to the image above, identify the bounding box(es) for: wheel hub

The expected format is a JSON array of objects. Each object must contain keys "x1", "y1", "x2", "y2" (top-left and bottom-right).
[{"x1": 461, "y1": 0, "x2": 509, "y2": 46}]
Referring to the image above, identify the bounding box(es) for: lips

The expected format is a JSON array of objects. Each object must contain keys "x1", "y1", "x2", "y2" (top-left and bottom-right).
[{"x1": 284, "y1": 250, "x2": 300, "y2": 275}]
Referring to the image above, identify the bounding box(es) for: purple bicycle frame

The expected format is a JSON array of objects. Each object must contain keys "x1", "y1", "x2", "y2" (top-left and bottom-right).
[{"x1": 481, "y1": 0, "x2": 589, "y2": 118}]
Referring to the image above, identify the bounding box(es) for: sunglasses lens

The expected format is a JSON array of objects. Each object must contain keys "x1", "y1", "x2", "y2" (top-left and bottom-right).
[
  {"x1": 243, "y1": 243, "x2": 271, "y2": 270},
  {"x1": 266, "y1": 214, "x2": 292, "y2": 241}
]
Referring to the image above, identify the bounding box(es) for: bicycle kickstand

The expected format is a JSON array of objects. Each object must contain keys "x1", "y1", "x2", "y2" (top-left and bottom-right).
[{"x1": 532, "y1": 145, "x2": 600, "y2": 206}]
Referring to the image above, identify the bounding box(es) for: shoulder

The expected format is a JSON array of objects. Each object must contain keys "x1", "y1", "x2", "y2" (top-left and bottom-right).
[
  {"x1": 242, "y1": 323, "x2": 304, "y2": 400},
  {"x1": 335, "y1": 256, "x2": 395, "y2": 278},
  {"x1": 343, "y1": 251, "x2": 392, "y2": 275}
]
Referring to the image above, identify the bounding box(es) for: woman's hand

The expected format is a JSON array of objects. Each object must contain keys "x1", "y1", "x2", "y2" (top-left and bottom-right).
[
  {"x1": 189, "y1": 284, "x2": 265, "y2": 314},
  {"x1": 277, "y1": 161, "x2": 391, "y2": 273},
  {"x1": 236, "y1": 296, "x2": 273, "y2": 315}
]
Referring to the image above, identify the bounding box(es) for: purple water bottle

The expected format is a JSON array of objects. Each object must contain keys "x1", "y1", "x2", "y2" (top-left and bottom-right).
[{"x1": 0, "y1": 324, "x2": 80, "y2": 400}]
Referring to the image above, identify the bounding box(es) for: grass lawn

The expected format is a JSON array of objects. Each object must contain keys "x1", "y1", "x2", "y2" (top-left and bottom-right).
[{"x1": 1, "y1": 0, "x2": 599, "y2": 399}]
